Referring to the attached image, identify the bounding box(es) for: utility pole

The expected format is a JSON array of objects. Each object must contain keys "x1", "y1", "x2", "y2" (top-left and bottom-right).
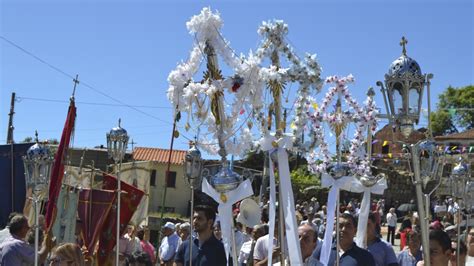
[
  {"x1": 7, "y1": 92, "x2": 16, "y2": 211},
  {"x1": 7, "y1": 92, "x2": 16, "y2": 144}
]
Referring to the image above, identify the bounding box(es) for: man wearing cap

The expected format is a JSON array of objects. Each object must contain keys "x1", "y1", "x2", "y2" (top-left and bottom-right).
[{"x1": 159, "y1": 221, "x2": 180, "y2": 266}]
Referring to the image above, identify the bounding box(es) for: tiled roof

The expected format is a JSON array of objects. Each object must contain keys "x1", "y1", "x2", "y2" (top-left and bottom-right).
[
  {"x1": 435, "y1": 128, "x2": 474, "y2": 141},
  {"x1": 133, "y1": 147, "x2": 187, "y2": 165}
]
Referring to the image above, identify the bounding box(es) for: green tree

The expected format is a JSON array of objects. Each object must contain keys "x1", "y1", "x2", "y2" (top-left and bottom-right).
[
  {"x1": 290, "y1": 165, "x2": 325, "y2": 202},
  {"x1": 431, "y1": 85, "x2": 474, "y2": 136},
  {"x1": 22, "y1": 136, "x2": 33, "y2": 143}
]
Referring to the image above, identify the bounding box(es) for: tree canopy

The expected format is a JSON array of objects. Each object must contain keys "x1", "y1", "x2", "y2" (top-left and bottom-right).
[{"x1": 431, "y1": 85, "x2": 474, "y2": 136}]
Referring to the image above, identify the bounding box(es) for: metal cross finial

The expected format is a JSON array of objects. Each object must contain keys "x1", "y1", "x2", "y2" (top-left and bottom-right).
[
  {"x1": 34, "y1": 130, "x2": 39, "y2": 143},
  {"x1": 72, "y1": 74, "x2": 80, "y2": 100},
  {"x1": 400, "y1": 36, "x2": 408, "y2": 56},
  {"x1": 118, "y1": 118, "x2": 121, "y2": 128}
]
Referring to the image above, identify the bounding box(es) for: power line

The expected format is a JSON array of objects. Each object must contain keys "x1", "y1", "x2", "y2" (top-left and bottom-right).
[
  {"x1": 0, "y1": 35, "x2": 174, "y2": 126},
  {"x1": 16, "y1": 96, "x2": 172, "y2": 109}
]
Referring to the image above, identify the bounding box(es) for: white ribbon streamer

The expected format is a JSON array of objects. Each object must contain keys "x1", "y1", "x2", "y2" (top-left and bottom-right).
[
  {"x1": 260, "y1": 133, "x2": 302, "y2": 266},
  {"x1": 267, "y1": 154, "x2": 277, "y2": 266},
  {"x1": 277, "y1": 148, "x2": 303, "y2": 266},
  {"x1": 202, "y1": 178, "x2": 253, "y2": 264},
  {"x1": 356, "y1": 190, "x2": 371, "y2": 248},
  {"x1": 319, "y1": 173, "x2": 354, "y2": 266},
  {"x1": 344, "y1": 177, "x2": 387, "y2": 248}
]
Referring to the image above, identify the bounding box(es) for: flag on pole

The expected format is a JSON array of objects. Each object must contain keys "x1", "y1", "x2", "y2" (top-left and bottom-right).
[
  {"x1": 45, "y1": 99, "x2": 76, "y2": 229},
  {"x1": 97, "y1": 173, "x2": 145, "y2": 266},
  {"x1": 77, "y1": 188, "x2": 116, "y2": 254}
]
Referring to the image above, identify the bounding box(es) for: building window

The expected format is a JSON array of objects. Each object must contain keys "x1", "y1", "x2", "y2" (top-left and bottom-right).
[
  {"x1": 150, "y1": 170, "x2": 156, "y2": 187},
  {"x1": 166, "y1": 171, "x2": 177, "y2": 188},
  {"x1": 382, "y1": 144, "x2": 390, "y2": 154}
]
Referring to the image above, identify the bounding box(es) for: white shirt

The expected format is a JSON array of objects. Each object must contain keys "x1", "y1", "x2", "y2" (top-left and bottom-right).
[
  {"x1": 466, "y1": 255, "x2": 474, "y2": 264},
  {"x1": 124, "y1": 234, "x2": 142, "y2": 253},
  {"x1": 0, "y1": 228, "x2": 11, "y2": 245},
  {"x1": 448, "y1": 203, "x2": 459, "y2": 214},
  {"x1": 119, "y1": 236, "x2": 133, "y2": 256},
  {"x1": 234, "y1": 230, "x2": 249, "y2": 256},
  {"x1": 253, "y1": 234, "x2": 278, "y2": 261},
  {"x1": 318, "y1": 211, "x2": 326, "y2": 220},
  {"x1": 238, "y1": 240, "x2": 253, "y2": 264},
  {"x1": 386, "y1": 212, "x2": 397, "y2": 227}
]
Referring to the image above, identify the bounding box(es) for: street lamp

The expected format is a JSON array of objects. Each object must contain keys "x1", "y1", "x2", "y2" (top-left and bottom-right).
[
  {"x1": 23, "y1": 131, "x2": 53, "y2": 266},
  {"x1": 106, "y1": 119, "x2": 129, "y2": 266},
  {"x1": 450, "y1": 157, "x2": 469, "y2": 198},
  {"x1": 376, "y1": 36, "x2": 436, "y2": 266},
  {"x1": 449, "y1": 157, "x2": 470, "y2": 266},
  {"x1": 184, "y1": 141, "x2": 203, "y2": 266},
  {"x1": 377, "y1": 36, "x2": 433, "y2": 139}
]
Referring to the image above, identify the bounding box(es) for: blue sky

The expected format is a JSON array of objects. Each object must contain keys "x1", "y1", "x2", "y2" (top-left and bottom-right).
[{"x1": 1, "y1": 0, "x2": 473, "y2": 157}]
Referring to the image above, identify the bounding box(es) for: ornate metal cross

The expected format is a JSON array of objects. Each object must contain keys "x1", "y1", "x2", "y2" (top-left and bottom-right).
[{"x1": 400, "y1": 36, "x2": 408, "y2": 56}]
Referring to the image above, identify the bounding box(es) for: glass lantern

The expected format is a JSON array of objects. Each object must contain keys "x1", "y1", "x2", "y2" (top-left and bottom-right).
[
  {"x1": 184, "y1": 142, "x2": 203, "y2": 186},
  {"x1": 106, "y1": 119, "x2": 129, "y2": 162},
  {"x1": 450, "y1": 158, "x2": 469, "y2": 198},
  {"x1": 23, "y1": 135, "x2": 54, "y2": 193}
]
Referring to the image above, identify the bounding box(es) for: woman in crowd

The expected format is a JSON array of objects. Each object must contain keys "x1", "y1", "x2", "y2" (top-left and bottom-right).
[
  {"x1": 137, "y1": 227, "x2": 155, "y2": 266},
  {"x1": 399, "y1": 215, "x2": 413, "y2": 250},
  {"x1": 49, "y1": 243, "x2": 85, "y2": 266}
]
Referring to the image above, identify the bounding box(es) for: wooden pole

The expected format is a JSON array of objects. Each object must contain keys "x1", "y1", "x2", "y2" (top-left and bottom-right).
[
  {"x1": 155, "y1": 109, "x2": 178, "y2": 264},
  {"x1": 7, "y1": 92, "x2": 16, "y2": 211}
]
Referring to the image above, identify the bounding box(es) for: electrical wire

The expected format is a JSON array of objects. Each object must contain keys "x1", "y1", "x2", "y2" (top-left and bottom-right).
[
  {"x1": 16, "y1": 96, "x2": 172, "y2": 109},
  {"x1": 0, "y1": 35, "x2": 174, "y2": 126}
]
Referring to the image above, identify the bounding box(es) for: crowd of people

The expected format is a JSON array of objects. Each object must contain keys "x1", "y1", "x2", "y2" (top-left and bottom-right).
[
  {"x1": 155, "y1": 197, "x2": 474, "y2": 266},
  {"x1": 0, "y1": 196, "x2": 473, "y2": 265}
]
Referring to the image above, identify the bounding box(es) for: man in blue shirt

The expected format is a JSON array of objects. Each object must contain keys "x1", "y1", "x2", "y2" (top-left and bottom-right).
[
  {"x1": 312, "y1": 213, "x2": 375, "y2": 266},
  {"x1": 366, "y1": 212, "x2": 398, "y2": 266},
  {"x1": 0, "y1": 214, "x2": 55, "y2": 265},
  {"x1": 159, "y1": 222, "x2": 180, "y2": 265},
  {"x1": 174, "y1": 205, "x2": 226, "y2": 266}
]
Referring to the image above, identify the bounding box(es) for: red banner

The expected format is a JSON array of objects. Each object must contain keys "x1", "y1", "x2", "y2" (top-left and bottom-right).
[
  {"x1": 97, "y1": 173, "x2": 145, "y2": 266},
  {"x1": 45, "y1": 100, "x2": 76, "y2": 229},
  {"x1": 77, "y1": 188, "x2": 116, "y2": 253}
]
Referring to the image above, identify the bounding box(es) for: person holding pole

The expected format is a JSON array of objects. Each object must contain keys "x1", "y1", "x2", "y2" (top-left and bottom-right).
[
  {"x1": 0, "y1": 214, "x2": 55, "y2": 265},
  {"x1": 174, "y1": 205, "x2": 226, "y2": 266}
]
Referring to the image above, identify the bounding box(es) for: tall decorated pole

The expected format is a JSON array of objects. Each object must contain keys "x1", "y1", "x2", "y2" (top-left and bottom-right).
[
  {"x1": 303, "y1": 75, "x2": 382, "y2": 266},
  {"x1": 167, "y1": 8, "x2": 262, "y2": 265},
  {"x1": 344, "y1": 87, "x2": 387, "y2": 249},
  {"x1": 23, "y1": 131, "x2": 53, "y2": 266},
  {"x1": 106, "y1": 119, "x2": 129, "y2": 266},
  {"x1": 449, "y1": 157, "x2": 471, "y2": 266},
  {"x1": 184, "y1": 141, "x2": 203, "y2": 265},
  {"x1": 253, "y1": 20, "x2": 323, "y2": 266},
  {"x1": 44, "y1": 77, "x2": 78, "y2": 230},
  {"x1": 376, "y1": 37, "x2": 440, "y2": 265},
  {"x1": 306, "y1": 75, "x2": 353, "y2": 266}
]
